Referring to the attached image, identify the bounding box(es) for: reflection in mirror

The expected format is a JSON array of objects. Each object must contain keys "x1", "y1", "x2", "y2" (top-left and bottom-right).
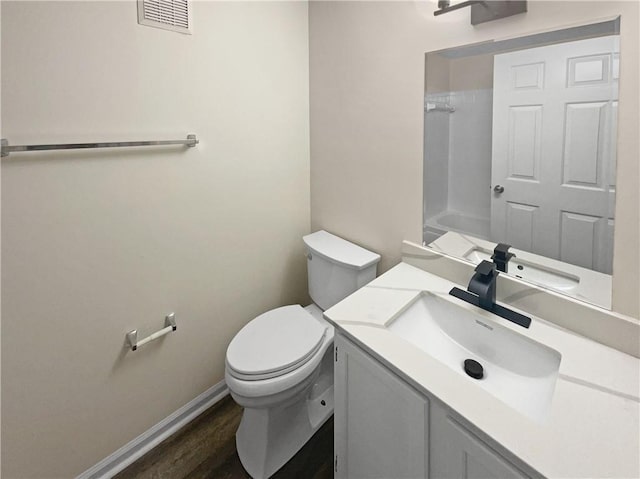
[{"x1": 423, "y1": 19, "x2": 620, "y2": 310}]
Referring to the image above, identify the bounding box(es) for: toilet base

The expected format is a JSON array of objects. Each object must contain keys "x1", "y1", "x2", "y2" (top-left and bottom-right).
[{"x1": 235, "y1": 385, "x2": 334, "y2": 479}]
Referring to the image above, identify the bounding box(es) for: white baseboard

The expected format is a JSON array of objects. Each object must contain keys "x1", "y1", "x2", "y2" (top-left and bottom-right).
[{"x1": 77, "y1": 381, "x2": 229, "y2": 479}]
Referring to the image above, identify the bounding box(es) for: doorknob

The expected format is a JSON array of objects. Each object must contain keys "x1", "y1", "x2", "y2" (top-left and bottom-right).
[{"x1": 493, "y1": 185, "x2": 505, "y2": 194}]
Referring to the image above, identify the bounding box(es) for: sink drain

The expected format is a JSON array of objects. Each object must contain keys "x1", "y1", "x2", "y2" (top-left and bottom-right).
[{"x1": 463, "y1": 359, "x2": 484, "y2": 379}]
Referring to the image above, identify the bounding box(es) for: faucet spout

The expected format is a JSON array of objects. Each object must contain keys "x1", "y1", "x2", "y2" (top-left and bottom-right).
[
  {"x1": 467, "y1": 260, "x2": 497, "y2": 309},
  {"x1": 492, "y1": 243, "x2": 515, "y2": 273}
]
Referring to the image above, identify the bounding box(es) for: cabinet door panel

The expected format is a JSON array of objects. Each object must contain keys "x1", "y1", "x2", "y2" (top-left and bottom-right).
[
  {"x1": 334, "y1": 334, "x2": 429, "y2": 479},
  {"x1": 431, "y1": 404, "x2": 529, "y2": 479}
]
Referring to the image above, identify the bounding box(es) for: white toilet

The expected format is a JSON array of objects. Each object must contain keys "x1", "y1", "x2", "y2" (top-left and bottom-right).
[{"x1": 225, "y1": 230, "x2": 380, "y2": 478}]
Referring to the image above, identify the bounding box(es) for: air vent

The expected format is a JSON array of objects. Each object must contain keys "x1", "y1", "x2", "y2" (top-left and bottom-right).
[{"x1": 137, "y1": 0, "x2": 192, "y2": 35}]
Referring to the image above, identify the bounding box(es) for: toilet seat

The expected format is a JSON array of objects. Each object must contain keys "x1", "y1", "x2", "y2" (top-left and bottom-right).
[{"x1": 226, "y1": 305, "x2": 327, "y2": 381}]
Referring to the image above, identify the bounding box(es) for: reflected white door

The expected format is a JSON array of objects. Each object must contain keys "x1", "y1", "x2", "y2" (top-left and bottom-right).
[{"x1": 491, "y1": 36, "x2": 618, "y2": 274}]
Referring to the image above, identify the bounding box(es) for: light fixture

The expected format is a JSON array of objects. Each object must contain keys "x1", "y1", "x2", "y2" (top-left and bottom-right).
[{"x1": 434, "y1": 0, "x2": 527, "y2": 25}]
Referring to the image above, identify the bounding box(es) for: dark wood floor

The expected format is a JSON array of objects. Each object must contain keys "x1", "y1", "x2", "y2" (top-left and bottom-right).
[{"x1": 115, "y1": 395, "x2": 334, "y2": 479}]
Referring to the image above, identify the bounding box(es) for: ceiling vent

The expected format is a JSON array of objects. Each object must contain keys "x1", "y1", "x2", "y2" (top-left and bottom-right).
[{"x1": 137, "y1": 0, "x2": 192, "y2": 35}]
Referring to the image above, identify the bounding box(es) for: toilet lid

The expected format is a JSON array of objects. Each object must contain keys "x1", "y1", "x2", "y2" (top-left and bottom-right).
[{"x1": 226, "y1": 305, "x2": 327, "y2": 378}]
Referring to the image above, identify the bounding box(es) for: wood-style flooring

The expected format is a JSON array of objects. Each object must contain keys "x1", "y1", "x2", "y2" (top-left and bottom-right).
[{"x1": 114, "y1": 395, "x2": 334, "y2": 479}]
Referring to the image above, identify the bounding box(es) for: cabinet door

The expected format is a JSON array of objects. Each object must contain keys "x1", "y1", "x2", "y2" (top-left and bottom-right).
[
  {"x1": 431, "y1": 403, "x2": 530, "y2": 479},
  {"x1": 334, "y1": 333, "x2": 429, "y2": 479}
]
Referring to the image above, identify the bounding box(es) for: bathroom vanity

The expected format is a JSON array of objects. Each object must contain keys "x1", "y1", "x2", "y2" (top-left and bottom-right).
[
  {"x1": 334, "y1": 333, "x2": 534, "y2": 478},
  {"x1": 324, "y1": 262, "x2": 640, "y2": 478}
]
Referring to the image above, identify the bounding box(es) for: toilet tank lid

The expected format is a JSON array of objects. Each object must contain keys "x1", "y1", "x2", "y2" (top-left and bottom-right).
[{"x1": 303, "y1": 230, "x2": 381, "y2": 270}]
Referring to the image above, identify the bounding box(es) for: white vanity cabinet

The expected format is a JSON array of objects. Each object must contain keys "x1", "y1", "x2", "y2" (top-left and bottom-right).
[{"x1": 334, "y1": 332, "x2": 534, "y2": 479}]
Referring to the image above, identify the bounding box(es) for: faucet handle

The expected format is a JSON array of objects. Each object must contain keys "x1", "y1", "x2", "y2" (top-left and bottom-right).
[
  {"x1": 492, "y1": 243, "x2": 515, "y2": 261},
  {"x1": 475, "y1": 260, "x2": 497, "y2": 278}
]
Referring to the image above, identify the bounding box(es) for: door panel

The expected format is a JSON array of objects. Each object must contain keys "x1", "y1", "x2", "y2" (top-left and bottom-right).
[
  {"x1": 560, "y1": 211, "x2": 599, "y2": 269},
  {"x1": 506, "y1": 202, "x2": 537, "y2": 252},
  {"x1": 508, "y1": 106, "x2": 542, "y2": 180},
  {"x1": 568, "y1": 54, "x2": 609, "y2": 86},
  {"x1": 562, "y1": 102, "x2": 608, "y2": 187}
]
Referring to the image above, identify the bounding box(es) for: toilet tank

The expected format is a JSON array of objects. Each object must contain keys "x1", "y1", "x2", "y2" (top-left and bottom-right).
[{"x1": 303, "y1": 230, "x2": 381, "y2": 311}]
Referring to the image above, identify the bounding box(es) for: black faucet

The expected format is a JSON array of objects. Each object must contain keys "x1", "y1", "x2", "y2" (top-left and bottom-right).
[
  {"x1": 491, "y1": 243, "x2": 514, "y2": 273},
  {"x1": 449, "y1": 260, "x2": 531, "y2": 328},
  {"x1": 467, "y1": 260, "x2": 497, "y2": 309}
]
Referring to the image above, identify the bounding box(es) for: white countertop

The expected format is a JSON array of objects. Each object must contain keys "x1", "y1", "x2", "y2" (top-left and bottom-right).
[{"x1": 324, "y1": 262, "x2": 640, "y2": 479}]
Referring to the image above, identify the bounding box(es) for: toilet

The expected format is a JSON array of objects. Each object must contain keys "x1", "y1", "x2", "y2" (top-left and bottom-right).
[{"x1": 225, "y1": 230, "x2": 380, "y2": 478}]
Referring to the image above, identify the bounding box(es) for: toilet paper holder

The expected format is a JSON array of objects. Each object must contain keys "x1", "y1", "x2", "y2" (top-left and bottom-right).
[{"x1": 126, "y1": 313, "x2": 177, "y2": 351}]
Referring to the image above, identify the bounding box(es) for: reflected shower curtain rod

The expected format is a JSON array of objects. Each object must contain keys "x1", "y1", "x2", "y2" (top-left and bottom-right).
[{"x1": 0, "y1": 134, "x2": 199, "y2": 158}]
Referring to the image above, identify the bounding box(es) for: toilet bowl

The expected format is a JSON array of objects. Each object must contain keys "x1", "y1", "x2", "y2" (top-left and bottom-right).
[
  {"x1": 225, "y1": 231, "x2": 380, "y2": 479},
  {"x1": 226, "y1": 304, "x2": 333, "y2": 410}
]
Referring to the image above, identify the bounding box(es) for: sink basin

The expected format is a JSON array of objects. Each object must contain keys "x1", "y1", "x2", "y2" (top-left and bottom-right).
[
  {"x1": 464, "y1": 248, "x2": 579, "y2": 293},
  {"x1": 387, "y1": 293, "x2": 561, "y2": 421}
]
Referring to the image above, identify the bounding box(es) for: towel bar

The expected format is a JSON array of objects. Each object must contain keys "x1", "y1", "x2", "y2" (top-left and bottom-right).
[
  {"x1": 1, "y1": 135, "x2": 198, "y2": 158},
  {"x1": 126, "y1": 313, "x2": 177, "y2": 351}
]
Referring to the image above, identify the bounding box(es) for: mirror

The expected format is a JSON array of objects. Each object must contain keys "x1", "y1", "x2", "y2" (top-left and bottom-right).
[{"x1": 423, "y1": 19, "x2": 620, "y2": 309}]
